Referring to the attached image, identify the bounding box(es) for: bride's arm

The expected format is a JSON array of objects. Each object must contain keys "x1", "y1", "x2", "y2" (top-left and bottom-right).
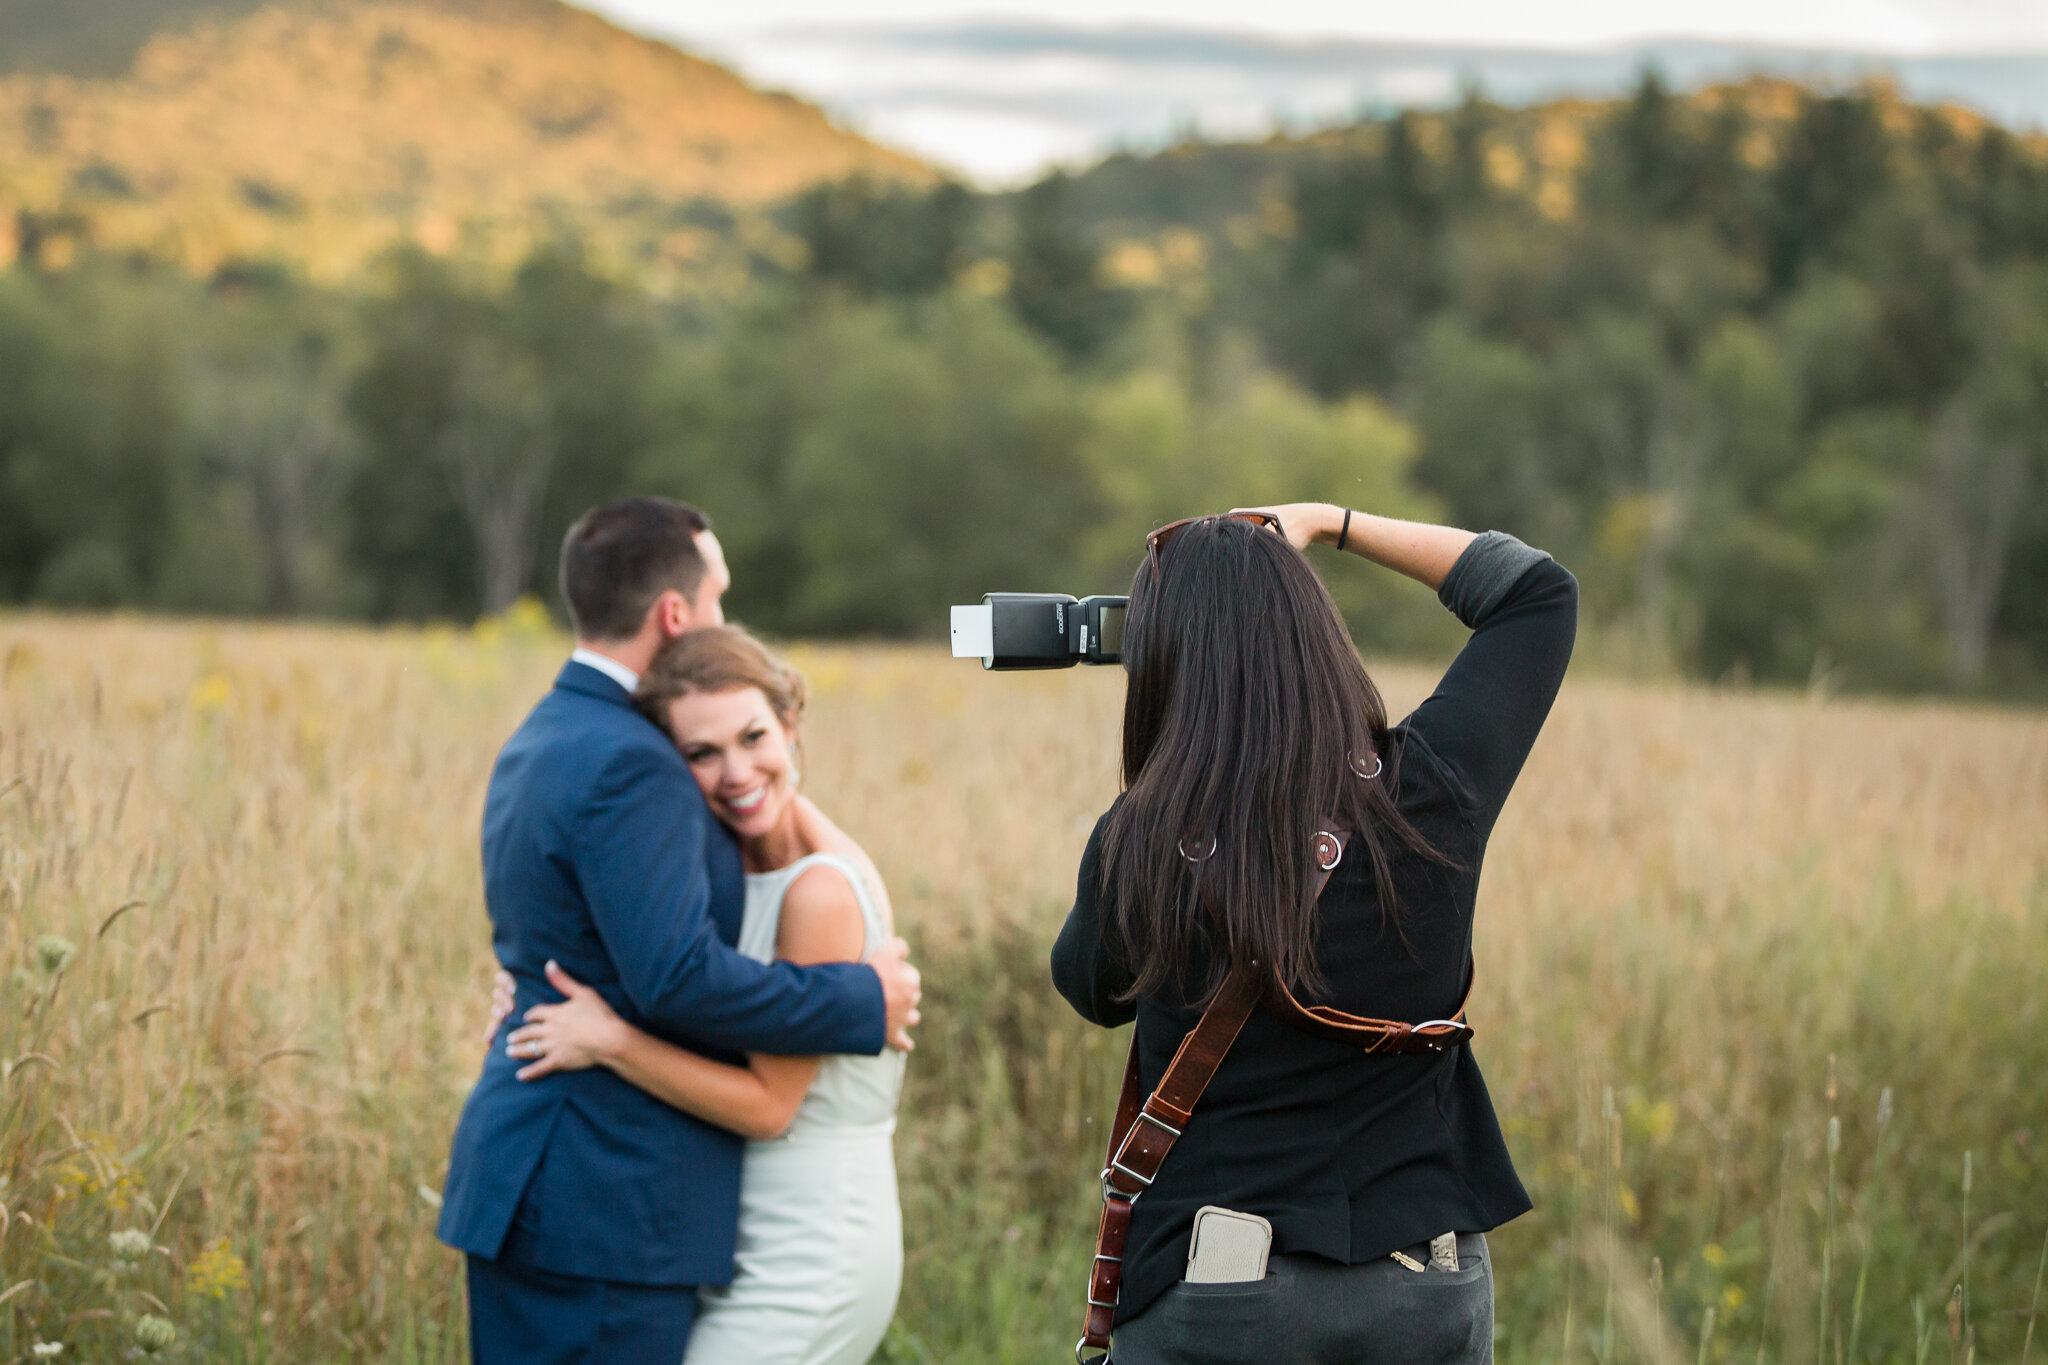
[{"x1": 507, "y1": 866, "x2": 867, "y2": 1140}]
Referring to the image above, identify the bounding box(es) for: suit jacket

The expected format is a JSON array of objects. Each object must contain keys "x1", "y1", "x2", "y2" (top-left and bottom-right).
[{"x1": 437, "y1": 660, "x2": 886, "y2": 1287}]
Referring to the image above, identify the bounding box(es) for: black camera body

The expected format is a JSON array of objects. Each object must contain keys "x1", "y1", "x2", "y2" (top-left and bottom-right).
[{"x1": 950, "y1": 593, "x2": 1129, "y2": 669}]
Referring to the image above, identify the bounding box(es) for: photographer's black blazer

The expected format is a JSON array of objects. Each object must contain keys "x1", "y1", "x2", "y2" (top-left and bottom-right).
[{"x1": 1052, "y1": 535, "x2": 1577, "y2": 1326}]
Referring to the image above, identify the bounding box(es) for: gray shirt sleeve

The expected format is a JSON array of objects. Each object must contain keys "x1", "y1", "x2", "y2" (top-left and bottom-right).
[
  {"x1": 1437, "y1": 531, "x2": 1554, "y2": 629},
  {"x1": 1405, "y1": 534, "x2": 1577, "y2": 831}
]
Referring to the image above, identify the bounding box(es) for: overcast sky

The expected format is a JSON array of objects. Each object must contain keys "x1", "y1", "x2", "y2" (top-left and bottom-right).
[{"x1": 580, "y1": 2, "x2": 2048, "y2": 183}]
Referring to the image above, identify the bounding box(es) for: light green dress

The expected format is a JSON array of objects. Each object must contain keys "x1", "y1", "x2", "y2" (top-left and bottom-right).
[{"x1": 683, "y1": 853, "x2": 907, "y2": 1365}]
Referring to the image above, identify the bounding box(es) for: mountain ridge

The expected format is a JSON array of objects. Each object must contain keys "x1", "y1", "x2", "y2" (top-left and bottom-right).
[{"x1": 0, "y1": 0, "x2": 932, "y2": 287}]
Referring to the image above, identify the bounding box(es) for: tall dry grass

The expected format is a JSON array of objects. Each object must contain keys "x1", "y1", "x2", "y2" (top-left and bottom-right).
[{"x1": 0, "y1": 609, "x2": 2042, "y2": 1362}]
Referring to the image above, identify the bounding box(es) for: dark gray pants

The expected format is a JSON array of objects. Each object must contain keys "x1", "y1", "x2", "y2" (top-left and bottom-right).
[{"x1": 1109, "y1": 1232, "x2": 1493, "y2": 1365}]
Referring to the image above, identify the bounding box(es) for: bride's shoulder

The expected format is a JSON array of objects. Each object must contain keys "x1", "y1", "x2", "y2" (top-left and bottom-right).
[
  {"x1": 788, "y1": 796, "x2": 892, "y2": 936},
  {"x1": 776, "y1": 858, "x2": 868, "y2": 963}
]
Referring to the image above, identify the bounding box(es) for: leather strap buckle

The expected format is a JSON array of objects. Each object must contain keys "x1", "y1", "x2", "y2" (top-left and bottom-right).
[
  {"x1": 1103, "y1": 1158, "x2": 1152, "y2": 1202},
  {"x1": 1136, "y1": 1108, "x2": 1182, "y2": 1140}
]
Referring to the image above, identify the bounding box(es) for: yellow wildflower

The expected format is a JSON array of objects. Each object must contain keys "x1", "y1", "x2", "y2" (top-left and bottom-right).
[
  {"x1": 188, "y1": 674, "x2": 233, "y2": 714},
  {"x1": 186, "y1": 1237, "x2": 250, "y2": 1298}
]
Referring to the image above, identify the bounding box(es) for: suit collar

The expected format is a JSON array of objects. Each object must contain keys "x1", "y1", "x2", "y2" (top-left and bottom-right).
[
  {"x1": 569, "y1": 646, "x2": 640, "y2": 694},
  {"x1": 555, "y1": 658, "x2": 635, "y2": 708}
]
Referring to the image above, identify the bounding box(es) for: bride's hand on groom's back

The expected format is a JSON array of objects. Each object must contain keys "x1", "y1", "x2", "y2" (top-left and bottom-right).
[
  {"x1": 506, "y1": 961, "x2": 630, "y2": 1080},
  {"x1": 867, "y1": 937, "x2": 922, "y2": 1053}
]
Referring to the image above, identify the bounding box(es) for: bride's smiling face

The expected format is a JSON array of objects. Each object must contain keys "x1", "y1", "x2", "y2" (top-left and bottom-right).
[{"x1": 666, "y1": 686, "x2": 798, "y2": 840}]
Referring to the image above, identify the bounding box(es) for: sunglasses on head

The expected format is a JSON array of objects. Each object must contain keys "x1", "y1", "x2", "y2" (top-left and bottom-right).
[{"x1": 1145, "y1": 511, "x2": 1284, "y2": 574}]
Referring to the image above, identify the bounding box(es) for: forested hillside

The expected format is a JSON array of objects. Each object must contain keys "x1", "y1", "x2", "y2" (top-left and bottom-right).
[
  {"x1": 1039, "y1": 76, "x2": 2048, "y2": 690},
  {"x1": 4, "y1": 51, "x2": 2046, "y2": 696}
]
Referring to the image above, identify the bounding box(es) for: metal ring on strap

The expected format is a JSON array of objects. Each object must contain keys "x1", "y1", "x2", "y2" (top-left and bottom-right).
[
  {"x1": 1100, "y1": 1167, "x2": 1143, "y2": 1204},
  {"x1": 1079, "y1": 1338, "x2": 1110, "y2": 1364},
  {"x1": 1313, "y1": 830, "x2": 1342, "y2": 871},
  {"x1": 1409, "y1": 1018, "x2": 1471, "y2": 1052}
]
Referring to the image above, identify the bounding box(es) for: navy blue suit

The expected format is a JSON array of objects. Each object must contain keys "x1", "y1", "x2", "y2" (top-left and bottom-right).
[{"x1": 438, "y1": 661, "x2": 885, "y2": 1362}]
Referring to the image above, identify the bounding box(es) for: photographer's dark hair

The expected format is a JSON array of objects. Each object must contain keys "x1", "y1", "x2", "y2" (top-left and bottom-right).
[
  {"x1": 559, "y1": 498, "x2": 712, "y2": 641},
  {"x1": 1102, "y1": 517, "x2": 1436, "y2": 1005}
]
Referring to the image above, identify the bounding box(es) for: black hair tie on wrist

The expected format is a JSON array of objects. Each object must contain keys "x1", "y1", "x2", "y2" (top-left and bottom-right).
[{"x1": 1337, "y1": 507, "x2": 1353, "y2": 552}]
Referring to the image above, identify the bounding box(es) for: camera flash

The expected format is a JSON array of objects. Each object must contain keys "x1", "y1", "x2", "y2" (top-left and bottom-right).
[{"x1": 950, "y1": 605, "x2": 994, "y2": 663}]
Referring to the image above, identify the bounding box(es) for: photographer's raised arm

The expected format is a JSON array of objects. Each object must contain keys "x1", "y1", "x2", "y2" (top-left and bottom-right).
[
  {"x1": 1236, "y1": 502, "x2": 1577, "y2": 835},
  {"x1": 1235, "y1": 503, "x2": 1477, "y2": 591}
]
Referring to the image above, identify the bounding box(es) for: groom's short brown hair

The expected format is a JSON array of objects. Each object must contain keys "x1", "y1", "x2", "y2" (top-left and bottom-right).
[{"x1": 559, "y1": 498, "x2": 713, "y2": 641}]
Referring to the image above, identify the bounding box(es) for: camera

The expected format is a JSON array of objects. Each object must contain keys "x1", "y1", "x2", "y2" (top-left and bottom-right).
[{"x1": 949, "y1": 594, "x2": 1129, "y2": 669}]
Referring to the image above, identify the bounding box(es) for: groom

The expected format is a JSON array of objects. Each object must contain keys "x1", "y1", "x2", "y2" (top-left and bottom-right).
[{"x1": 437, "y1": 497, "x2": 922, "y2": 1363}]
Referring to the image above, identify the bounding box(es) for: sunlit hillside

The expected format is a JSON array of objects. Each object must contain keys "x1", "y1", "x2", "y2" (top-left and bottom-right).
[{"x1": 0, "y1": 0, "x2": 930, "y2": 289}]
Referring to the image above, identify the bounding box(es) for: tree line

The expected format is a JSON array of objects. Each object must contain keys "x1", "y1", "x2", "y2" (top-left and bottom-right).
[{"x1": 3, "y1": 75, "x2": 2045, "y2": 695}]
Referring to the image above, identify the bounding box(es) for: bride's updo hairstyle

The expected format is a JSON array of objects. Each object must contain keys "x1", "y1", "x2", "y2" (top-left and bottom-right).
[{"x1": 634, "y1": 626, "x2": 809, "y2": 768}]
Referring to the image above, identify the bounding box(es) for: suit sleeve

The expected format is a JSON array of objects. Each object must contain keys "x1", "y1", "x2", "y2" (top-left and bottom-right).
[
  {"x1": 1051, "y1": 812, "x2": 1138, "y2": 1028},
  {"x1": 1402, "y1": 533, "x2": 1578, "y2": 836},
  {"x1": 574, "y1": 743, "x2": 886, "y2": 1056}
]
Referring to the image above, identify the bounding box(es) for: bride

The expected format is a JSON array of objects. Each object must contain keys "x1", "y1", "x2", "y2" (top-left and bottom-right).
[{"x1": 497, "y1": 625, "x2": 905, "y2": 1365}]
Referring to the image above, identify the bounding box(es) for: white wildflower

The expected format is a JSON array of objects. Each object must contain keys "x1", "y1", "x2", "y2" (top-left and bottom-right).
[
  {"x1": 109, "y1": 1227, "x2": 153, "y2": 1262},
  {"x1": 135, "y1": 1315, "x2": 177, "y2": 1353},
  {"x1": 33, "y1": 935, "x2": 76, "y2": 975}
]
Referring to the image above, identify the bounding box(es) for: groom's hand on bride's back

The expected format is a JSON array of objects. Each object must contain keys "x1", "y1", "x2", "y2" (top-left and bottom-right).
[
  {"x1": 483, "y1": 968, "x2": 516, "y2": 1049},
  {"x1": 867, "y1": 937, "x2": 922, "y2": 1052}
]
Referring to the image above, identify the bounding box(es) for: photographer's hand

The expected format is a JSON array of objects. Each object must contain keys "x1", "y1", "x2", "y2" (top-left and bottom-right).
[
  {"x1": 1234, "y1": 502, "x2": 1477, "y2": 592},
  {"x1": 1232, "y1": 502, "x2": 1344, "y2": 551}
]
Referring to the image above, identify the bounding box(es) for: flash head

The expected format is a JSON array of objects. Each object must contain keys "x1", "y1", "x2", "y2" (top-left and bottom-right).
[{"x1": 949, "y1": 593, "x2": 1129, "y2": 670}]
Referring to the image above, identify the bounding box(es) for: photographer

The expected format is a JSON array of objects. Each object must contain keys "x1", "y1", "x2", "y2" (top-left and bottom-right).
[{"x1": 1052, "y1": 505, "x2": 1575, "y2": 1364}]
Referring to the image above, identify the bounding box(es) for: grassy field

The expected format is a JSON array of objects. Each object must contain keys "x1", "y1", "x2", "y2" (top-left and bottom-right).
[{"x1": 0, "y1": 609, "x2": 2043, "y2": 1363}]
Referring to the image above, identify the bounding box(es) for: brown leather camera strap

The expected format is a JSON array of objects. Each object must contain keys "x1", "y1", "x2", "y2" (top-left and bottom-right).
[{"x1": 1076, "y1": 831, "x2": 1476, "y2": 1363}]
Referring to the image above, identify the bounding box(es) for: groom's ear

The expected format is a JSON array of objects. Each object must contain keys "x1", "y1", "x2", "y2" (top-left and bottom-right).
[{"x1": 651, "y1": 589, "x2": 692, "y2": 641}]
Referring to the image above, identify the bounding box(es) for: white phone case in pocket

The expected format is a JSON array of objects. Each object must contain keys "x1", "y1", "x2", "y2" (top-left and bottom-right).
[{"x1": 1185, "y1": 1205, "x2": 1273, "y2": 1284}]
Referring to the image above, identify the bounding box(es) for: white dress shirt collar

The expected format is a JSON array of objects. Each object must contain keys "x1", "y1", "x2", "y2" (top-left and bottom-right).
[{"x1": 569, "y1": 647, "x2": 640, "y2": 696}]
